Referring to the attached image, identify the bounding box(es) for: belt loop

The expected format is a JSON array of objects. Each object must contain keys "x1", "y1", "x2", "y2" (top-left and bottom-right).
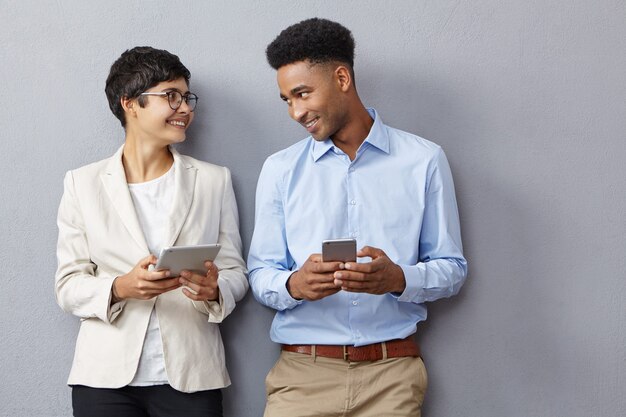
[
  {"x1": 343, "y1": 345, "x2": 348, "y2": 361},
  {"x1": 382, "y1": 342, "x2": 388, "y2": 360},
  {"x1": 311, "y1": 345, "x2": 317, "y2": 362}
]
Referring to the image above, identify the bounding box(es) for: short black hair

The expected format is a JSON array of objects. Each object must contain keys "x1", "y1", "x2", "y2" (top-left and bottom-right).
[
  {"x1": 105, "y1": 46, "x2": 190, "y2": 127},
  {"x1": 266, "y1": 18, "x2": 355, "y2": 70}
]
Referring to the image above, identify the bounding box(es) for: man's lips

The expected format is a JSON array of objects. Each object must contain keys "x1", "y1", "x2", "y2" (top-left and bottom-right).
[{"x1": 303, "y1": 117, "x2": 319, "y2": 132}]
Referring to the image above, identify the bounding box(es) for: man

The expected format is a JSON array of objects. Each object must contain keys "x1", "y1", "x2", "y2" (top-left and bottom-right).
[{"x1": 248, "y1": 18, "x2": 467, "y2": 416}]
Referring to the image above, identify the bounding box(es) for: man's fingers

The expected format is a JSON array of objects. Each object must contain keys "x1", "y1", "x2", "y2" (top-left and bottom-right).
[
  {"x1": 336, "y1": 276, "x2": 374, "y2": 291},
  {"x1": 333, "y1": 270, "x2": 368, "y2": 281},
  {"x1": 308, "y1": 253, "x2": 323, "y2": 263},
  {"x1": 311, "y1": 261, "x2": 344, "y2": 274},
  {"x1": 357, "y1": 246, "x2": 385, "y2": 259},
  {"x1": 307, "y1": 272, "x2": 340, "y2": 285},
  {"x1": 343, "y1": 262, "x2": 370, "y2": 273}
]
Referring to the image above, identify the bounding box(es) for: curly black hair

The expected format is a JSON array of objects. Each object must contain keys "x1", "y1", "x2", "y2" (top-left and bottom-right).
[
  {"x1": 266, "y1": 18, "x2": 355, "y2": 70},
  {"x1": 105, "y1": 46, "x2": 190, "y2": 128}
]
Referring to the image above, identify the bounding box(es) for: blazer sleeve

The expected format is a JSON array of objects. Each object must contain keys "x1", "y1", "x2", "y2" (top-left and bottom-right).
[
  {"x1": 192, "y1": 167, "x2": 248, "y2": 322},
  {"x1": 55, "y1": 171, "x2": 126, "y2": 324}
]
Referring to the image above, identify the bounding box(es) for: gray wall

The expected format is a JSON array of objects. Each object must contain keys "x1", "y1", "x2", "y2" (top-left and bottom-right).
[{"x1": 1, "y1": 1, "x2": 624, "y2": 416}]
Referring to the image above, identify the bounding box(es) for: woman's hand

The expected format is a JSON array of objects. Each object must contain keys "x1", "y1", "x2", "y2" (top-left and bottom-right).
[
  {"x1": 112, "y1": 255, "x2": 181, "y2": 302},
  {"x1": 178, "y1": 261, "x2": 220, "y2": 301}
]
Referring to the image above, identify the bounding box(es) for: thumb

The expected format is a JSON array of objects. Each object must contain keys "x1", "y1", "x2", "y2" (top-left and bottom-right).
[
  {"x1": 139, "y1": 254, "x2": 157, "y2": 269},
  {"x1": 357, "y1": 246, "x2": 384, "y2": 259}
]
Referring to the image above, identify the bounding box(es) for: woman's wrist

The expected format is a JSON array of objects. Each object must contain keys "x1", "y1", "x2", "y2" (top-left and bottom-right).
[{"x1": 111, "y1": 277, "x2": 123, "y2": 303}]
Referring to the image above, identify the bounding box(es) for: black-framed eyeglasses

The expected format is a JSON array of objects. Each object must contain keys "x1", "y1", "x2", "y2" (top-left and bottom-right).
[{"x1": 139, "y1": 91, "x2": 198, "y2": 111}]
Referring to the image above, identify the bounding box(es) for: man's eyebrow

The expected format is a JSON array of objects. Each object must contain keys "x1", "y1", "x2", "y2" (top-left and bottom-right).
[
  {"x1": 290, "y1": 85, "x2": 309, "y2": 95},
  {"x1": 279, "y1": 85, "x2": 310, "y2": 100}
]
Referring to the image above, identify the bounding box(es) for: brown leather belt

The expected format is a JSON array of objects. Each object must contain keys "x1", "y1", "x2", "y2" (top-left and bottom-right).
[{"x1": 281, "y1": 336, "x2": 420, "y2": 362}]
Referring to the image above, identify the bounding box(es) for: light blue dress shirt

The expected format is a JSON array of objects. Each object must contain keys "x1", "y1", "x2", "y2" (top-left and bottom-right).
[{"x1": 248, "y1": 109, "x2": 467, "y2": 346}]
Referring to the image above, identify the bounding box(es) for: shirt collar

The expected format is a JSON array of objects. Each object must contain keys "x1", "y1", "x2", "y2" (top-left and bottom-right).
[{"x1": 311, "y1": 108, "x2": 389, "y2": 162}]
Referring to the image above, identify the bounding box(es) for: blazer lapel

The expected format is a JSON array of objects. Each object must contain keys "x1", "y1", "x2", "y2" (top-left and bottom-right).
[
  {"x1": 164, "y1": 147, "x2": 197, "y2": 248},
  {"x1": 100, "y1": 145, "x2": 150, "y2": 253}
]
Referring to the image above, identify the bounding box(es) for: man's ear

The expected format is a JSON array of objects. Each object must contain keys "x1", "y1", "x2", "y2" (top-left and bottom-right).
[{"x1": 335, "y1": 65, "x2": 352, "y2": 92}]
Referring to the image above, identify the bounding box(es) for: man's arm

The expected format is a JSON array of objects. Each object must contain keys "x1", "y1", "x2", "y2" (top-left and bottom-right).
[
  {"x1": 248, "y1": 158, "x2": 343, "y2": 309},
  {"x1": 331, "y1": 148, "x2": 468, "y2": 302},
  {"x1": 248, "y1": 158, "x2": 303, "y2": 311}
]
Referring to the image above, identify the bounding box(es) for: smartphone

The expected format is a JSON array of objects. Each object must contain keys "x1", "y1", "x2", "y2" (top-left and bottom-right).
[{"x1": 322, "y1": 238, "x2": 357, "y2": 262}]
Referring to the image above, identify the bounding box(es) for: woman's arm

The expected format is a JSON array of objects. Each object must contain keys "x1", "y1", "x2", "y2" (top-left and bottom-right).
[
  {"x1": 54, "y1": 171, "x2": 124, "y2": 323},
  {"x1": 190, "y1": 167, "x2": 248, "y2": 322}
]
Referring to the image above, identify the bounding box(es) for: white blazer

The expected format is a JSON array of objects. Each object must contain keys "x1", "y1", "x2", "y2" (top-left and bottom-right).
[{"x1": 55, "y1": 145, "x2": 248, "y2": 393}]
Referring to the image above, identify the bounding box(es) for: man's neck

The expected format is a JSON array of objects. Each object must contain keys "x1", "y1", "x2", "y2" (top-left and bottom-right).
[{"x1": 330, "y1": 104, "x2": 374, "y2": 161}]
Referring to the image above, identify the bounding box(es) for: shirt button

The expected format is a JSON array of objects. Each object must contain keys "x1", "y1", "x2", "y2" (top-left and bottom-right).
[
  {"x1": 352, "y1": 301, "x2": 358, "y2": 306},
  {"x1": 350, "y1": 200, "x2": 356, "y2": 205},
  {"x1": 349, "y1": 167, "x2": 355, "y2": 173}
]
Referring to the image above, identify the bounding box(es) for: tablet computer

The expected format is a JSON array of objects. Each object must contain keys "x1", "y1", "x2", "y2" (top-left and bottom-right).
[{"x1": 155, "y1": 244, "x2": 221, "y2": 277}]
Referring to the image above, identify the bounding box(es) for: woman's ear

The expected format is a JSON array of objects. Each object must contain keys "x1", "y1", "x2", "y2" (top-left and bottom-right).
[{"x1": 121, "y1": 96, "x2": 136, "y2": 114}]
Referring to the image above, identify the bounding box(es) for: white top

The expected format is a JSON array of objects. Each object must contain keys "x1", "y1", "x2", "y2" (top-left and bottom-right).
[{"x1": 127, "y1": 165, "x2": 175, "y2": 386}]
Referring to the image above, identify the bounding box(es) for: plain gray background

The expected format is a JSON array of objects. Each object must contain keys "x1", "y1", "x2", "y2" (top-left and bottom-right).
[{"x1": 1, "y1": 1, "x2": 624, "y2": 416}]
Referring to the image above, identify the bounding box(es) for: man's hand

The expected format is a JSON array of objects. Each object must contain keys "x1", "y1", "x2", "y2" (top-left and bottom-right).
[
  {"x1": 112, "y1": 255, "x2": 181, "y2": 301},
  {"x1": 287, "y1": 254, "x2": 343, "y2": 301},
  {"x1": 332, "y1": 246, "x2": 406, "y2": 294},
  {"x1": 179, "y1": 260, "x2": 220, "y2": 302}
]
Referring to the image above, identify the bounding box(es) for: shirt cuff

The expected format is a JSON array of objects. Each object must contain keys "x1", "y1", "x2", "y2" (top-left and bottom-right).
[
  {"x1": 278, "y1": 270, "x2": 304, "y2": 310},
  {"x1": 192, "y1": 281, "x2": 228, "y2": 323},
  {"x1": 108, "y1": 299, "x2": 125, "y2": 322},
  {"x1": 106, "y1": 278, "x2": 126, "y2": 323},
  {"x1": 395, "y1": 264, "x2": 426, "y2": 303}
]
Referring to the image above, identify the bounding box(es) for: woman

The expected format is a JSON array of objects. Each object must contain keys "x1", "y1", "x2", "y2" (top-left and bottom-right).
[{"x1": 55, "y1": 46, "x2": 248, "y2": 417}]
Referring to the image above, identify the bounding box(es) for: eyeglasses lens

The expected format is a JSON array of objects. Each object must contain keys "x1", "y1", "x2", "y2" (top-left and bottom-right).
[
  {"x1": 167, "y1": 91, "x2": 183, "y2": 110},
  {"x1": 166, "y1": 91, "x2": 197, "y2": 111},
  {"x1": 186, "y1": 95, "x2": 198, "y2": 111}
]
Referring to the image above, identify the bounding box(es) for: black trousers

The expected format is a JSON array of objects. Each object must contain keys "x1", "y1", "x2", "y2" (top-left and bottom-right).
[{"x1": 72, "y1": 384, "x2": 223, "y2": 417}]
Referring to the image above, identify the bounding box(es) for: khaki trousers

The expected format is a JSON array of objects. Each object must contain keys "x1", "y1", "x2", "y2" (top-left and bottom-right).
[{"x1": 264, "y1": 351, "x2": 427, "y2": 417}]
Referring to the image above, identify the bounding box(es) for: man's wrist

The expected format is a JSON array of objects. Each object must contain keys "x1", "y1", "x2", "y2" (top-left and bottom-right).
[
  {"x1": 286, "y1": 271, "x2": 303, "y2": 300},
  {"x1": 392, "y1": 265, "x2": 407, "y2": 294}
]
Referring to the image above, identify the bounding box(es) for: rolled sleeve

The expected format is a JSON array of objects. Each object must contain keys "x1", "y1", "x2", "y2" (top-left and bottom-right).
[
  {"x1": 55, "y1": 171, "x2": 126, "y2": 324},
  {"x1": 191, "y1": 167, "x2": 248, "y2": 321}
]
